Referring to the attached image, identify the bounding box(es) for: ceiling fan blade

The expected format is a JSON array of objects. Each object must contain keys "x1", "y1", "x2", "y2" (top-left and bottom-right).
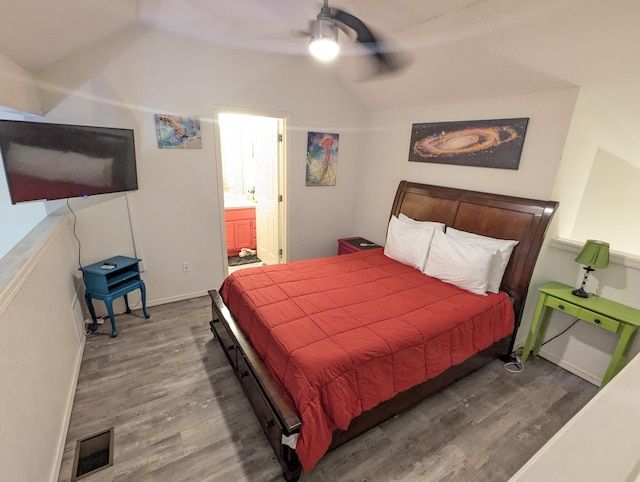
[
  {"x1": 331, "y1": 8, "x2": 406, "y2": 75},
  {"x1": 331, "y1": 9, "x2": 376, "y2": 44}
]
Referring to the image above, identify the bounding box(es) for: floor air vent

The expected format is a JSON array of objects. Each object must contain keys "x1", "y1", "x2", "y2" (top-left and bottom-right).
[{"x1": 71, "y1": 427, "x2": 114, "y2": 480}]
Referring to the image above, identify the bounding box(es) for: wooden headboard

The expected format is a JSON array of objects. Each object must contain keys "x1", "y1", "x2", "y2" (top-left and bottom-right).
[{"x1": 390, "y1": 181, "x2": 558, "y2": 348}]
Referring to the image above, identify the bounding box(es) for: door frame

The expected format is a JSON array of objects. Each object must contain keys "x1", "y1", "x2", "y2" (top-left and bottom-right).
[{"x1": 212, "y1": 105, "x2": 289, "y2": 276}]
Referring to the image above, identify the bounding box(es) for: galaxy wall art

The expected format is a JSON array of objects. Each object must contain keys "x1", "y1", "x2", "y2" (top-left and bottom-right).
[
  {"x1": 306, "y1": 132, "x2": 339, "y2": 186},
  {"x1": 408, "y1": 118, "x2": 528, "y2": 170}
]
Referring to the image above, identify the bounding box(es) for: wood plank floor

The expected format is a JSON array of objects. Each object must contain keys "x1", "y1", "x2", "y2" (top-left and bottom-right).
[{"x1": 58, "y1": 296, "x2": 597, "y2": 482}]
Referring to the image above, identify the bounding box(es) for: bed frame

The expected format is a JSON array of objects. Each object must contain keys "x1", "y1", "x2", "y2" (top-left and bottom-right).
[{"x1": 209, "y1": 180, "x2": 558, "y2": 481}]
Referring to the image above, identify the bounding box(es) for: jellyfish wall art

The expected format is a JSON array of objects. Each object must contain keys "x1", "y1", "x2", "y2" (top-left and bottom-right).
[{"x1": 306, "y1": 132, "x2": 339, "y2": 186}]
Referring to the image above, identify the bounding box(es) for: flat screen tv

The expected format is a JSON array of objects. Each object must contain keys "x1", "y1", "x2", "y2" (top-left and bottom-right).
[{"x1": 0, "y1": 119, "x2": 138, "y2": 204}]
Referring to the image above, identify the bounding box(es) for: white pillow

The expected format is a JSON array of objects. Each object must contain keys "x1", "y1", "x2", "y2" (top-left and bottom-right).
[
  {"x1": 398, "y1": 213, "x2": 446, "y2": 232},
  {"x1": 384, "y1": 215, "x2": 436, "y2": 270},
  {"x1": 423, "y1": 230, "x2": 498, "y2": 295},
  {"x1": 446, "y1": 228, "x2": 519, "y2": 293}
]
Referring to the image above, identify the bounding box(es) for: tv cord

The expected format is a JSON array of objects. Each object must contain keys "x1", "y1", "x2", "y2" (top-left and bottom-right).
[{"x1": 66, "y1": 198, "x2": 82, "y2": 269}]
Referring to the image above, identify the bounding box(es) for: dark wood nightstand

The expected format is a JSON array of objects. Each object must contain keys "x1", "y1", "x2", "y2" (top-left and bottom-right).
[{"x1": 337, "y1": 237, "x2": 381, "y2": 255}]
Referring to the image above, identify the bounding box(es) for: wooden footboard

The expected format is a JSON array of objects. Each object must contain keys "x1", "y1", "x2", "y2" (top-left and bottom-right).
[{"x1": 209, "y1": 289, "x2": 302, "y2": 482}]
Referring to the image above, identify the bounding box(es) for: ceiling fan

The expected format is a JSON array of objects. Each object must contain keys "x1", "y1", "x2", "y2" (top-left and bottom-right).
[{"x1": 305, "y1": 0, "x2": 406, "y2": 76}]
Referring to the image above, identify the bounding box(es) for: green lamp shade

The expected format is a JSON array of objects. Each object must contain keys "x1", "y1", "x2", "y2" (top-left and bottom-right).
[{"x1": 575, "y1": 240, "x2": 610, "y2": 268}]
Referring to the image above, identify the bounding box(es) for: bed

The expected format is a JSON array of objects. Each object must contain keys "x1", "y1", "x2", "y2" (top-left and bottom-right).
[{"x1": 208, "y1": 180, "x2": 558, "y2": 481}]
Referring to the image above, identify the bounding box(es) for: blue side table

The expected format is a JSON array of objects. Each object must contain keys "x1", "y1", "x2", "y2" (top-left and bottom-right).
[{"x1": 81, "y1": 255, "x2": 150, "y2": 337}]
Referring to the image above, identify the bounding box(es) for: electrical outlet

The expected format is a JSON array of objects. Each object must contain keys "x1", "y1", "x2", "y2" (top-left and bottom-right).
[{"x1": 182, "y1": 261, "x2": 191, "y2": 273}]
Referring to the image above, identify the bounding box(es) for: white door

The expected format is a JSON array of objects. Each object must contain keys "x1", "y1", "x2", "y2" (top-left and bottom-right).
[
  {"x1": 254, "y1": 117, "x2": 280, "y2": 265},
  {"x1": 216, "y1": 109, "x2": 285, "y2": 268}
]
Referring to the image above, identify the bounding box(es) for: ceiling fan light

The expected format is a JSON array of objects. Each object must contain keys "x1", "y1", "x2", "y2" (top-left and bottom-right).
[
  {"x1": 309, "y1": 37, "x2": 340, "y2": 61},
  {"x1": 309, "y1": 18, "x2": 340, "y2": 61}
]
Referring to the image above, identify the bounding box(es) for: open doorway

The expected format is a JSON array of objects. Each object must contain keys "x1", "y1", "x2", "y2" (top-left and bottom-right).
[{"x1": 214, "y1": 109, "x2": 286, "y2": 274}]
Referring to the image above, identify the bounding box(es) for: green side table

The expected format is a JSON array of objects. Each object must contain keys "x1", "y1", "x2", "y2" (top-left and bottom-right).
[{"x1": 521, "y1": 281, "x2": 640, "y2": 388}]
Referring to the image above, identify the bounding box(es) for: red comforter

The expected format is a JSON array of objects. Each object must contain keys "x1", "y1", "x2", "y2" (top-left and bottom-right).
[{"x1": 220, "y1": 249, "x2": 514, "y2": 470}]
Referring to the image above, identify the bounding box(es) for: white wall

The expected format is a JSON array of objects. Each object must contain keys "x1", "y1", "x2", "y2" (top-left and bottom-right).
[
  {"x1": 550, "y1": 90, "x2": 601, "y2": 239},
  {"x1": 44, "y1": 194, "x2": 143, "y2": 320},
  {"x1": 34, "y1": 25, "x2": 365, "y2": 304},
  {"x1": 0, "y1": 172, "x2": 47, "y2": 260},
  {"x1": 572, "y1": 149, "x2": 640, "y2": 254},
  {"x1": 353, "y1": 88, "x2": 579, "y2": 244},
  {"x1": 0, "y1": 196, "x2": 47, "y2": 260},
  {"x1": 0, "y1": 215, "x2": 84, "y2": 482},
  {"x1": 0, "y1": 52, "x2": 42, "y2": 115},
  {"x1": 0, "y1": 110, "x2": 48, "y2": 260},
  {"x1": 553, "y1": 90, "x2": 640, "y2": 253}
]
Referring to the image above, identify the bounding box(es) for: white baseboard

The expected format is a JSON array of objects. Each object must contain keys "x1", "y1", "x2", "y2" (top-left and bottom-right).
[
  {"x1": 50, "y1": 335, "x2": 85, "y2": 482},
  {"x1": 145, "y1": 290, "x2": 209, "y2": 308},
  {"x1": 514, "y1": 336, "x2": 602, "y2": 387},
  {"x1": 535, "y1": 348, "x2": 601, "y2": 387},
  {"x1": 88, "y1": 290, "x2": 209, "y2": 318}
]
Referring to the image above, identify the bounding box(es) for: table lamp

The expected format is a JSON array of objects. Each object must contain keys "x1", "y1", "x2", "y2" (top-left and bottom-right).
[{"x1": 571, "y1": 240, "x2": 610, "y2": 298}]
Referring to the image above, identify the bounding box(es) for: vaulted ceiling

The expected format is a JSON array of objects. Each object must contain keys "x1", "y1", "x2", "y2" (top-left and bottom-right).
[{"x1": 1, "y1": 0, "x2": 639, "y2": 117}]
